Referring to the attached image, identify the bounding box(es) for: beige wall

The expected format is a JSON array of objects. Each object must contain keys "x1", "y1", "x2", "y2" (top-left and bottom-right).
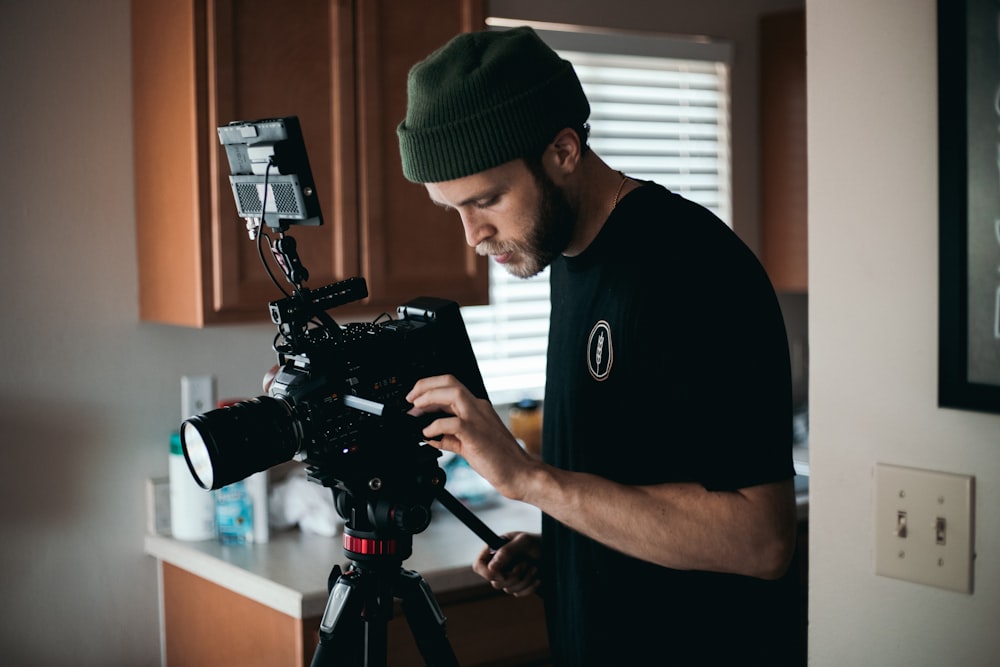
[
  {"x1": 0, "y1": 3, "x2": 279, "y2": 663},
  {"x1": 807, "y1": 0, "x2": 1000, "y2": 663}
]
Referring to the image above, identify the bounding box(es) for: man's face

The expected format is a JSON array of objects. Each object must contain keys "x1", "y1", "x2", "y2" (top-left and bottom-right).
[{"x1": 425, "y1": 159, "x2": 575, "y2": 279}]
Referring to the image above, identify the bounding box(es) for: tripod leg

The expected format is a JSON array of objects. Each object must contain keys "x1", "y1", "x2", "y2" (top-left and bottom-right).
[
  {"x1": 396, "y1": 568, "x2": 460, "y2": 667},
  {"x1": 310, "y1": 566, "x2": 367, "y2": 667}
]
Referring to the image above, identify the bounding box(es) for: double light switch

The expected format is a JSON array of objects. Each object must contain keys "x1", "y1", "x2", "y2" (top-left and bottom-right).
[{"x1": 874, "y1": 463, "x2": 975, "y2": 594}]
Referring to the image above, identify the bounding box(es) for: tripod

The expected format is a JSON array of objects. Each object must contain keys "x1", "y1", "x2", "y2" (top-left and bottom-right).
[{"x1": 308, "y1": 455, "x2": 506, "y2": 667}]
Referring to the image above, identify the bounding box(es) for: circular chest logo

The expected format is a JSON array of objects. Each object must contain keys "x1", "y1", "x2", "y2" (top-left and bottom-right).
[{"x1": 587, "y1": 320, "x2": 613, "y2": 381}]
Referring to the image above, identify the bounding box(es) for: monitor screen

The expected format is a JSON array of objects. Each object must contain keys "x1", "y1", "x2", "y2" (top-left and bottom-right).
[{"x1": 217, "y1": 116, "x2": 322, "y2": 230}]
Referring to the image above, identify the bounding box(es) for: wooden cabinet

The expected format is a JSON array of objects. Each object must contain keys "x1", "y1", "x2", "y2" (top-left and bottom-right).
[
  {"x1": 759, "y1": 8, "x2": 807, "y2": 293},
  {"x1": 161, "y1": 562, "x2": 550, "y2": 667},
  {"x1": 132, "y1": 0, "x2": 489, "y2": 326}
]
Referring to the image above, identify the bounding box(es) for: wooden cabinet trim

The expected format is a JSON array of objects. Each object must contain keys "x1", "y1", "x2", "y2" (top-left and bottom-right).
[{"x1": 759, "y1": 8, "x2": 808, "y2": 293}]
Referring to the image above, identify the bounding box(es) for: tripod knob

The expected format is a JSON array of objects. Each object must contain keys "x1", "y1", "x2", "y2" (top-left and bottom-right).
[{"x1": 390, "y1": 502, "x2": 432, "y2": 534}]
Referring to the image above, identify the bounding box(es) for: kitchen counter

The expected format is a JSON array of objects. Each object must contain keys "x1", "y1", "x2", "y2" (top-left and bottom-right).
[
  {"x1": 144, "y1": 495, "x2": 541, "y2": 620},
  {"x1": 146, "y1": 444, "x2": 809, "y2": 620}
]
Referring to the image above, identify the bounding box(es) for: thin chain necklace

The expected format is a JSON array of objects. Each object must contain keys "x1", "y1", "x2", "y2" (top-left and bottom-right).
[{"x1": 612, "y1": 171, "x2": 629, "y2": 208}]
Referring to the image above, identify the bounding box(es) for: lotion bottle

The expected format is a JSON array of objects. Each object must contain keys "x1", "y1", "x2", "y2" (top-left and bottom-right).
[{"x1": 168, "y1": 432, "x2": 216, "y2": 540}]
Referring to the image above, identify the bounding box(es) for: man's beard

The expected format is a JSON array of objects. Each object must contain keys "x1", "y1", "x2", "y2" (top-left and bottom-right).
[{"x1": 477, "y1": 166, "x2": 576, "y2": 279}]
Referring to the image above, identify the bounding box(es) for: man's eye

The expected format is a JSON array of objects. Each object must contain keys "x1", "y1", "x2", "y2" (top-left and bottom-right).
[{"x1": 475, "y1": 196, "x2": 499, "y2": 209}]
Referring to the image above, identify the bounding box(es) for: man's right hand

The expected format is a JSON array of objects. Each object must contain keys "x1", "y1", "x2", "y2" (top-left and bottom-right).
[{"x1": 473, "y1": 531, "x2": 542, "y2": 597}]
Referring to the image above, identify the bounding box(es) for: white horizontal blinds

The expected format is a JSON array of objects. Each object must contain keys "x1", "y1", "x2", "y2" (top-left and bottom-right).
[
  {"x1": 462, "y1": 26, "x2": 733, "y2": 405},
  {"x1": 569, "y1": 50, "x2": 732, "y2": 222},
  {"x1": 461, "y1": 268, "x2": 550, "y2": 404}
]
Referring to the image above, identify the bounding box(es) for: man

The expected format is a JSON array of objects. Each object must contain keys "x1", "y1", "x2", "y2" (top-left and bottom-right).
[{"x1": 399, "y1": 26, "x2": 799, "y2": 665}]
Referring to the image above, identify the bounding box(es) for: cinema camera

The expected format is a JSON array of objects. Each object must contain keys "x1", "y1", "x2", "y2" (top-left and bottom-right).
[{"x1": 179, "y1": 116, "x2": 504, "y2": 667}]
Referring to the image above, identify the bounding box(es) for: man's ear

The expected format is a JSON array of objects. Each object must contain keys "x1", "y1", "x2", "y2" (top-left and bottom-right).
[{"x1": 545, "y1": 127, "x2": 582, "y2": 177}]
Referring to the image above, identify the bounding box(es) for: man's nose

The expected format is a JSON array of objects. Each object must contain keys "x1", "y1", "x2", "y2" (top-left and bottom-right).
[{"x1": 460, "y1": 211, "x2": 493, "y2": 248}]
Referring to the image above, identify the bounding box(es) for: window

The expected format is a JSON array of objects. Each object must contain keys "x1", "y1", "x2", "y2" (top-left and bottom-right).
[{"x1": 462, "y1": 22, "x2": 733, "y2": 405}]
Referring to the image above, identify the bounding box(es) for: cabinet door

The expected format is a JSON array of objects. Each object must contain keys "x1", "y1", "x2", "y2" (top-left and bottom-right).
[
  {"x1": 355, "y1": 0, "x2": 489, "y2": 311},
  {"x1": 133, "y1": 0, "x2": 357, "y2": 325},
  {"x1": 209, "y1": 0, "x2": 360, "y2": 318},
  {"x1": 133, "y1": 0, "x2": 488, "y2": 327},
  {"x1": 133, "y1": 0, "x2": 211, "y2": 325}
]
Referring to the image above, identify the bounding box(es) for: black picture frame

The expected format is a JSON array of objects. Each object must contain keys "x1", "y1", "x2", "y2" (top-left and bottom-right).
[{"x1": 938, "y1": 0, "x2": 1000, "y2": 414}]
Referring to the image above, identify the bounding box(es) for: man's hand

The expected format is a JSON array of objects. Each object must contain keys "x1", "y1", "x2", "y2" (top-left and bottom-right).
[
  {"x1": 473, "y1": 532, "x2": 542, "y2": 597},
  {"x1": 406, "y1": 374, "x2": 539, "y2": 500}
]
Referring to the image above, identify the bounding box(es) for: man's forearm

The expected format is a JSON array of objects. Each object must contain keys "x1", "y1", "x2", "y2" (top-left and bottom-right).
[{"x1": 519, "y1": 464, "x2": 797, "y2": 579}]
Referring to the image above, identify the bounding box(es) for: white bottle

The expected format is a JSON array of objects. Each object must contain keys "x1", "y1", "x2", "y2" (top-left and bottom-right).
[
  {"x1": 169, "y1": 432, "x2": 216, "y2": 540},
  {"x1": 245, "y1": 471, "x2": 269, "y2": 543}
]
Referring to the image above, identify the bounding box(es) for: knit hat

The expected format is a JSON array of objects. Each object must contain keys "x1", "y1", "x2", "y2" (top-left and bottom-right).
[{"x1": 397, "y1": 26, "x2": 590, "y2": 183}]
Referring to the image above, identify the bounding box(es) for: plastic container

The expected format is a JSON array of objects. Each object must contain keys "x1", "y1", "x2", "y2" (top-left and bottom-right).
[
  {"x1": 169, "y1": 432, "x2": 216, "y2": 540},
  {"x1": 214, "y1": 480, "x2": 254, "y2": 545},
  {"x1": 246, "y1": 471, "x2": 269, "y2": 543},
  {"x1": 509, "y1": 398, "x2": 543, "y2": 458},
  {"x1": 212, "y1": 398, "x2": 269, "y2": 544},
  {"x1": 213, "y1": 472, "x2": 270, "y2": 544},
  {"x1": 441, "y1": 453, "x2": 497, "y2": 508}
]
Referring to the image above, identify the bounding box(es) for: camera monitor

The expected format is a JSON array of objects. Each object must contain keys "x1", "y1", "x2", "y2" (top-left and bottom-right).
[{"x1": 217, "y1": 116, "x2": 322, "y2": 230}]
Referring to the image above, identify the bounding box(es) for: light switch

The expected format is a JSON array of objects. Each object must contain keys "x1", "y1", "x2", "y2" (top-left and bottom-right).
[
  {"x1": 895, "y1": 510, "x2": 907, "y2": 538},
  {"x1": 874, "y1": 463, "x2": 975, "y2": 593}
]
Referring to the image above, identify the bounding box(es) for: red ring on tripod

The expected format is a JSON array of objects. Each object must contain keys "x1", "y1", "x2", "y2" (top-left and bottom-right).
[{"x1": 343, "y1": 534, "x2": 397, "y2": 556}]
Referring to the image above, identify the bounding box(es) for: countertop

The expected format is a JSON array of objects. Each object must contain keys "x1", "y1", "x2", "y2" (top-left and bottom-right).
[
  {"x1": 145, "y1": 495, "x2": 540, "y2": 620},
  {"x1": 146, "y1": 445, "x2": 809, "y2": 620}
]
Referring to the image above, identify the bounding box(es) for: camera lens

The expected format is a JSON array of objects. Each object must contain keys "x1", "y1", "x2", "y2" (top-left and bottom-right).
[
  {"x1": 181, "y1": 421, "x2": 216, "y2": 489},
  {"x1": 180, "y1": 396, "x2": 302, "y2": 490}
]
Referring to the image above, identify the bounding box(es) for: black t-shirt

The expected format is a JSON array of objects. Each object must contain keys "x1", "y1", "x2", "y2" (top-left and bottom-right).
[{"x1": 540, "y1": 183, "x2": 798, "y2": 666}]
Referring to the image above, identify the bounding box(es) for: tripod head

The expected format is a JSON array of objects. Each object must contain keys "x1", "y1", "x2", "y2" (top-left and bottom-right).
[
  {"x1": 318, "y1": 435, "x2": 505, "y2": 564},
  {"x1": 323, "y1": 441, "x2": 444, "y2": 566},
  {"x1": 310, "y1": 440, "x2": 507, "y2": 667}
]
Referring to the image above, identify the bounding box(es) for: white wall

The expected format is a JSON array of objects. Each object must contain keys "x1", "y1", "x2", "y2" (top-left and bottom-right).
[
  {"x1": 808, "y1": 0, "x2": 1000, "y2": 664},
  {"x1": 0, "y1": 3, "x2": 278, "y2": 664}
]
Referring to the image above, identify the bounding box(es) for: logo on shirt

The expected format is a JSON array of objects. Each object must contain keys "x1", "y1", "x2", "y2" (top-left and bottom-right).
[{"x1": 587, "y1": 320, "x2": 613, "y2": 381}]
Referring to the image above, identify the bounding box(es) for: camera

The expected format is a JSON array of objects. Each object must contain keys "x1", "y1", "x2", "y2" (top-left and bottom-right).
[
  {"x1": 183, "y1": 117, "x2": 505, "y2": 664},
  {"x1": 180, "y1": 116, "x2": 487, "y2": 513},
  {"x1": 181, "y1": 281, "x2": 487, "y2": 494}
]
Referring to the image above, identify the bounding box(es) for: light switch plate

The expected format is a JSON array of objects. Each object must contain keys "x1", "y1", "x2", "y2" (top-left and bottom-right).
[
  {"x1": 874, "y1": 463, "x2": 975, "y2": 593},
  {"x1": 145, "y1": 476, "x2": 170, "y2": 536},
  {"x1": 181, "y1": 374, "x2": 216, "y2": 420}
]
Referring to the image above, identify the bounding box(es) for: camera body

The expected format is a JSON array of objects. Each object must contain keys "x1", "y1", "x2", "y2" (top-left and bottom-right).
[{"x1": 181, "y1": 285, "x2": 488, "y2": 499}]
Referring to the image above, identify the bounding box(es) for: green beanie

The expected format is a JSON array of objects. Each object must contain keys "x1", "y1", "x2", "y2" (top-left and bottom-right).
[{"x1": 397, "y1": 26, "x2": 590, "y2": 183}]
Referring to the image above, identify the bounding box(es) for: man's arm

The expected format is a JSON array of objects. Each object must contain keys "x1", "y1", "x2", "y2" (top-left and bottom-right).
[
  {"x1": 524, "y1": 467, "x2": 796, "y2": 579},
  {"x1": 407, "y1": 375, "x2": 797, "y2": 581}
]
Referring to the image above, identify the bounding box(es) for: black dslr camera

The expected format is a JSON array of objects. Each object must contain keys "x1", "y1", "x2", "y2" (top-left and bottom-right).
[
  {"x1": 180, "y1": 117, "x2": 487, "y2": 519},
  {"x1": 181, "y1": 284, "x2": 487, "y2": 492}
]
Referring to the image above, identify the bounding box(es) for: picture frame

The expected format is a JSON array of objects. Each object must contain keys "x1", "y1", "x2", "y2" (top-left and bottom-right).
[{"x1": 938, "y1": 0, "x2": 1000, "y2": 414}]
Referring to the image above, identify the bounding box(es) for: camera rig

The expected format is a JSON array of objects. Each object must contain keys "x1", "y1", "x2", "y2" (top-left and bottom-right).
[{"x1": 181, "y1": 116, "x2": 507, "y2": 667}]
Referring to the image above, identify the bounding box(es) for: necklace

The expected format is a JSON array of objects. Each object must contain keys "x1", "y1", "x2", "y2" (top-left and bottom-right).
[{"x1": 612, "y1": 171, "x2": 629, "y2": 208}]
